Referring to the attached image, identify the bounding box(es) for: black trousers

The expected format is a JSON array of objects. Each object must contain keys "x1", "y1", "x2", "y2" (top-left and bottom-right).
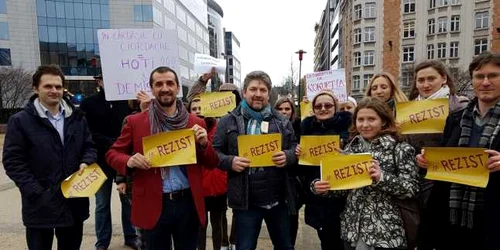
[{"x1": 26, "y1": 222, "x2": 84, "y2": 250}]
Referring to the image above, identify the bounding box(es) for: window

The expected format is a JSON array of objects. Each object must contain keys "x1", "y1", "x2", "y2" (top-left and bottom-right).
[
  {"x1": 401, "y1": 70, "x2": 413, "y2": 87},
  {"x1": 450, "y1": 15, "x2": 460, "y2": 32},
  {"x1": 449, "y1": 0, "x2": 460, "y2": 5},
  {"x1": 364, "y1": 3, "x2": 376, "y2": 18},
  {"x1": 427, "y1": 44, "x2": 434, "y2": 59},
  {"x1": 403, "y1": 21, "x2": 415, "y2": 38},
  {"x1": 474, "y1": 38, "x2": 488, "y2": 55},
  {"x1": 475, "y1": 12, "x2": 489, "y2": 30},
  {"x1": 364, "y1": 51, "x2": 374, "y2": 65},
  {"x1": 354, "y1": 28, "x2": 362, "y2": 44},
  {"x1": 364, "y1": 27, "x2": 375, "y2": 42},
  {"x1": 449, "y1": 41, "x2": 459, "y2": 58},
  {"x1": 354, "y1": 52, "x2": 361, "y2": 66},
  {"x1": 134, "y1": 5, "x2": 153, "y2": 22},
  {"x1": 354, "y1": 4, "x2": 362, "y2": 20},
  {"x1": 429, "y1": 0, "x2": 436, "y2": 8},
  {"x1": 0, "y1": 22, "x2": 8, "y2": 40},
  {"x1": 0, "y1": 0, "x2": 6, "y2": 14},
  {"x1": 353, "y1": 75, "x2": 361, "y2": 90},
  {"x1": 403, "y1": 46, "x2": 414, "y2": 62},
  {"x1": 438, "y1": 17, "x2": 447, "y2": 33},
  {"x1": 428, "y1": 19, "x2": 435, "y2": 35},
  {"x1": 403, "y1": 0, "x2": 415, "y2": 13},
  {"x1": 437, "y1": 0, "x2": 448, "y2": 7},
  {"x1": 437, "y1": 42, "x2": 446, "y2": 58},
  {"x1": 0, "y1": 48, "x2": 11, "y2": 66},
  {"x1": 363, "y1": 74, "x2": 373, "y2": 89}
]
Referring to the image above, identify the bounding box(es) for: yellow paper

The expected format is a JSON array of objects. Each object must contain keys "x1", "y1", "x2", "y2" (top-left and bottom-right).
[
  {"x1": 143, "y1": 128, "x2": 197, "y2": 167},
  {"x1": 321, "y1": 154, "x2": 373, "y2": 190},
  {"x1": 299, "y1": 135, "x2": 340, "y2": 166},
  {"x1": 396, "y1": 98, "x2": 449, "y2": 134},
  {"x1": 199, "y1": 92, "x2": 236, "y2": 117},
  {"x1": 300, "y1": 101, "x2": 313, "y2": 120},
  {"x1": 238, "y1": 134, "x2": 282, "y2": 167},
  {"x1": 61, "y1": 163, "x2": 107, "y2": 198},
  {"x1": 424, "y1": 147, "x2": 489, "y2": 188}
]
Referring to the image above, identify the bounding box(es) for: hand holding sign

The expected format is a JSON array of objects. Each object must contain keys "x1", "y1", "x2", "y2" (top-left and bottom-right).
[
  {"x1": 295, "y1": 144, "x2": 302, "y2": 156},
  {"x1": 77, "y1": 163, "x2": 88, "y2": 175},
  {"x1": 272, "y1": 151, "x2": 287, "y2": 167},
  {"x1": 416, "y1": 149, "x2": 428, "y2": 169},
  {"x1": 232, "y1": 156, "x2": 250, "y2": 172},
  {"x1": 485, "y1": 149, "x2": 500, "y2": 172},
  {"x1": 61, "y1": 163, "x2": 107, "y2": 198},
  {"x1": 313, "y1": 180, "x2": 331, "y2": 195},
  {"x1": 369, "y1": 160, "x2": 381, "y2": 182},
  {"x1": 127, "y1": 153, "x2": 152, "y2": 170},
  {"x1": 192, "y1": 124, "x2": 208, "y2": 147}
]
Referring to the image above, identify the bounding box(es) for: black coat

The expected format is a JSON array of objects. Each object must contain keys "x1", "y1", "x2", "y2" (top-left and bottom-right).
[
  {"x1": 212, "y1": 106, "x2": 298, "y2": 212},
  {"x1": 426, "y1": 107, "x2": 500, "y2": 250},
  {"x1": 300, "y1": 112, "x2": 351, "y2": 230},
  {"x1": 79, "y1": 87, "x2": 131, "y2": 177},
  {"x1": 3, "y1": 95, "x2": 97, "y2": 228}
]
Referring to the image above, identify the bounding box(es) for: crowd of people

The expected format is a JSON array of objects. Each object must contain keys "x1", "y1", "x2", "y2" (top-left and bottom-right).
[{"x1": 2, "y1": 51, "x2": 500, "y2": 250}]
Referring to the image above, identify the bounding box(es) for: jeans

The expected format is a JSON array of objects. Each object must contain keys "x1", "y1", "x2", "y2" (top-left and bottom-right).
[
  {"x1": 234, "y1": 203, "x2": 293, "y2": 250},
  {"x1": 197, "y1": 210, "x2": 229, "y2": 250},
  {"x1": 95, "y1": 177, "x2": 137, "y2": 248},
  {"x1": 145, "y1": 193, "x2": 199, "y2": 250},
  {"x1": 26, "y1": 222, "x2": 83, "y2": 250}
]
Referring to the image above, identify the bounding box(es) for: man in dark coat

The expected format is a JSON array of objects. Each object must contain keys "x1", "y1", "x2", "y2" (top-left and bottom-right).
[
  {"x1": 212, "y1": 70, "x2": 297, "y2": 250},
  {"x1": 417, "y1": 52, "x2": 500, "y2": 250},
  {"x1": 3, "y1": 65, "x2": 97, "y2": 250},
  {"x1": 79, "y1": 74, "x2": 138, "y2": 250}
]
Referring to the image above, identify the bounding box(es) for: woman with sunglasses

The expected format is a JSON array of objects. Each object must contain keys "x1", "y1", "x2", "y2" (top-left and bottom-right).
[
  {"x1": 313, "y1": 97, "x2": 419, "y2": 250},
  {"x1": 295, "y1": 91, "x2": 351, "y2": 250}
]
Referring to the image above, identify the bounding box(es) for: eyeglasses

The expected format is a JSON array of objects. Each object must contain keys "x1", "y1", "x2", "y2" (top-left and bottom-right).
[
  {"x1": 313, "y1": 103, "x2": 335, "y2": 110},
  {"x1": 473, "y1": 73, "x2": 500, "y2": 82}
]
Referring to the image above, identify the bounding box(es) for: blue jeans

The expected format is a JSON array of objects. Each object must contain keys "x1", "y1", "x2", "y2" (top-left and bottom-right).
[
  {"x1": 95, "y1": 177, "x2": 137, "y2": 248},
  {"x1": 234, "y1": 203, "x2": 293, "y2": 250}
]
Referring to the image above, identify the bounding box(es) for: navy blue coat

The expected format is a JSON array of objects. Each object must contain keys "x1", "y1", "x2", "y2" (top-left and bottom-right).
[{"x1": 3, "y1": 95, "x2": 97, "y2": 228}]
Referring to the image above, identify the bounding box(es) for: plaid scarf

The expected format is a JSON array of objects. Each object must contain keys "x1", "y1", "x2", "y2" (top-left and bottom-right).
[
  {"x1": 450, "y1": 98, "x2": 500, "y2": 228},
  {"x1": 148, "y1": 98, "x2": 189, "y2": 178}
]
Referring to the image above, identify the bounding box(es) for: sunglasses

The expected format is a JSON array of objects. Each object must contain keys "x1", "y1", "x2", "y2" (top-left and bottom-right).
[{"x1": 313, "y1": 102, "x2": 335, "y2": 110}]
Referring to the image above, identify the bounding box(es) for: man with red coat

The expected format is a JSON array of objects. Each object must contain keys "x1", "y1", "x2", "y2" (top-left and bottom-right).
[{"x1": 106, "y1": 66, "x2": 218, "y2": 250}]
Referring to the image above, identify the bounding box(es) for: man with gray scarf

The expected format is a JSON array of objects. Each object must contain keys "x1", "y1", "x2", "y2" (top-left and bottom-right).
[
  {"x1": 417, "y1": 52, "x2": 500, "y2": 250},
  {"x1": 213, "y1": 71, "x2": 297, "y2": 250}
]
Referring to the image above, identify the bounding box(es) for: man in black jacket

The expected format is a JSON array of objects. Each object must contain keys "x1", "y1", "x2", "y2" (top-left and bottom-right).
[
  {"x1": 417, "y1": 52, "x2": 500, "y2": 250},
  {"x1": 3, "y1": 65, "x2": 97, "y2": 250},
  {"x1": 79, "y1": 74, "x2": 138, "y2": 250},
  {"x1": 212, "y1": 70, "x2": 297, "y2": 250}
]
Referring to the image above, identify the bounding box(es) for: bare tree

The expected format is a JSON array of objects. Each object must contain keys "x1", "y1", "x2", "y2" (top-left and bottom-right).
[
  {"x1": 449, "y1": 66, "x2": 473, "y2": 99},
  {"x1": 0, "y1": 67, "x2": 33, "y2": 109}
]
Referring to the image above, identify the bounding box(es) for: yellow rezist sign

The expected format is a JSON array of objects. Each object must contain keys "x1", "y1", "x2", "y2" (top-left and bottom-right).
[
  {"x1": 61, "y1": 163, "x2": 107, "y2": 198},
  {"x1": 237, "y1": 134, "x2": 282, "y2": 167},
  {"x1": 321, "y1": 154, "x2": 373, "y2": 190},
  {"x1": 142, "y1": 128, "x2": 197, "y2": 167},
  {"x1": 300, "y1": 101, "x2": 313, "y2": 121},
  {"x1": 199, "y1": 92, "x2": 236, "y2": 117},
  {"x1": 396, "y1": 98, "x2": 449, "y2": 134},
  {"x1": 424, "y1": 147, "x2": 489, "y2": 188},
  {"x1": 299, "y1": 135, "x2": 340, "y2": 166}
]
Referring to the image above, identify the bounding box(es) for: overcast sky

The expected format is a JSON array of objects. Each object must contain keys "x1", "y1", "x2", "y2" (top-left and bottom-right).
[{"x1": 215, "y1": 0, "x2": 327, "y2": 86}]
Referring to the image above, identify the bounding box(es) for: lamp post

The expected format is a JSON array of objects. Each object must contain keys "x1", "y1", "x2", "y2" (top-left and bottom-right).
[{"x1": 295, "y1": 50, "x2": 307, "y2": 104}]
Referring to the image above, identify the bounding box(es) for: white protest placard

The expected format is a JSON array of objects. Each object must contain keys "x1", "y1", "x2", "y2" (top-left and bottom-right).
[
  {"x1": 194, "y1": 53, "x2": 226, "y2": 74},
  {"x1": 98, "y1": 29, "x2": 181, "y2": 101},
  {"x1": 305, "y1": 68, "x2": 347, "y2": 102}
]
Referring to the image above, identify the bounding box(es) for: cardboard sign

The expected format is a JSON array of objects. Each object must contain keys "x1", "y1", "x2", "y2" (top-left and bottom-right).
[
  {"x1": 98, "y1": 29, "x2": 181, "y2": 101},
  {"x1": 305, "y1": 69, "x2": 347, "y2": 102},
  {"x1": 61, "y1": 163, "x2": 107, "y2": 198},
  {"x1": 143, "y1": 129, "x2": 197, "y2": 167},
  {"x1": 396, "y1": 99, "x2": 449, "y2": 134},
  {"x1": 321, "y1": 154, "x2": 373, "y2": 190},
  {"x1": 199, "y1": 92, "x2": 236, "y2": 117},
  {"x1": 194, "y1": 53, "x2": 226, "y2": 74},
  {"x1": 238, "y1": 134, "x2": 282, "y2": 167},
  {"x1": 299, "y1": 135, "x2": 340, "y2": 166},
  {"x1": 424, "y1": 147, "x2": 489, "y2": 188},
  {"x1": 300, "y1": 101, "x2": 313, "y2": 120}
]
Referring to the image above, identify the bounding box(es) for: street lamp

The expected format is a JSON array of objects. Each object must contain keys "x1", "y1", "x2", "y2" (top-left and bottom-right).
[{"x1": 295, "y1": 50, "x2": 307, "y2": 104}]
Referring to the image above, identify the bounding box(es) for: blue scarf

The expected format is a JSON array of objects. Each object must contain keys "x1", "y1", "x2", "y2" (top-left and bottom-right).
[{"x1": 240, "y1": 99, "x2": 272, "y2": 135}]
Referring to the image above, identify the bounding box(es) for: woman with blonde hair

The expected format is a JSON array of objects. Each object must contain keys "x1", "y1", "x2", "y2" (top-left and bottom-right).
[{"x1": 365, "y1": 72, "x2": 408, "y2": 111}]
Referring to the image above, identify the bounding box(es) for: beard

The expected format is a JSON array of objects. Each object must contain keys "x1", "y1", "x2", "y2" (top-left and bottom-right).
[{"x1": 157, "y1": 92, "x2": 176, "y2": 107}]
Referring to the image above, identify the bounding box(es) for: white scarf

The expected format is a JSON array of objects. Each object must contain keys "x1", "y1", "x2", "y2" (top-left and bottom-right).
[{"x1": 416, "y1": 85, "x2": 450, "y2": 100}]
